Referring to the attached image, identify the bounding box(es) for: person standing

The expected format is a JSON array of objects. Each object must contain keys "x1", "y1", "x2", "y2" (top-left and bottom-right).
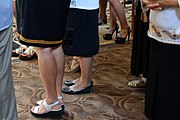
[
  {"x1": 0, "y1": 0, "x2": 18, "y2": 119},
  {"x1": 16, "y1": 0, "x2": 70, "y2": 118},
  {"x1": 142, "y1": 0, "x2": 180, "y2": 119},
  {"x1": 128, "y1": 0, "x2": 150, "y2": 88},
  {"x1": 62, "y1": 0, "x2": 99, "y2": 94},
  {"x1": 103, "y1": 0, "x2": 131, "y2": 44}
]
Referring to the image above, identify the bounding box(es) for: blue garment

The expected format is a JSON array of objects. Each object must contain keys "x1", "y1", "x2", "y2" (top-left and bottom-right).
[{"x1": 0, "y1": 0, "x2": 13, "y2": 31}]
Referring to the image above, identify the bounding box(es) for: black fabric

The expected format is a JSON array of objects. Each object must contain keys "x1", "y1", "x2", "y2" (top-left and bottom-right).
[
  {"x1": 130, "y1": 1, "x2": 150, "y2": 78},
  {"x1": 16, "y1": 0, "x2": 70, "y2": 47},
  {"x1": 62, "y1": 8, "x2": 99, "y2": 57},
  {"x1": 145, "y1": 38, "x2": 180, "y2": 120}
]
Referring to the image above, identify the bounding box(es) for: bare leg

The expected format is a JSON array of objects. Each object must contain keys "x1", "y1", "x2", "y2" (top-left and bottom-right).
[
  {"x1": 99, "y1": 0, "x2": 108, "y2": 23},
  {"x1": 52, "y1": 45, "x2": 65, "y2": 97},
  {"x1": 32, "y1": 47, "x2": 61, "y2": 114},
  {"x1": 70, "y1": 56, "x2": 93, "y2": 90},
  {"x1": 108, "y1": 4, "x2": 118, "y2": 34},
  {"x1": 70, "y1": 56, "x2": 80, "y2": 70},
  {"x1": 109, "y1": 0, "x2": 130, "y2": 37},
  {"x1": 35, "y1": 47, "x2": 58, "y2": 103}
]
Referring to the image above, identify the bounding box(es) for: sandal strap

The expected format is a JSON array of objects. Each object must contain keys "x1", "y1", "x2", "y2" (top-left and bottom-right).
[
  {"x1": 33, "y1": 106, "x2": 41, "y2": 114},
  {"x1": 23, "y1": 46, "x2": 35, "y2": 56},
  {"x1": 15, "y1": 45, "x2": 27, "y2": 54},
  {"x1": 36, "y1": 99, "x2": 45, "y2": 105},
  {"x1": 58, "y1": 96, "x2": 63, "y2": 100},
  {"x1": 42, "y1": 100, "x2": 61, "y2": 112},
  {"x1": 36, "y1": 96, "x2": 64, "y2": 105}
]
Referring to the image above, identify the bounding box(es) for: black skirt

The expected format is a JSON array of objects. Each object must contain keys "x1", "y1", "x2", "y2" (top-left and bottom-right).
[
  {"x1": 145, "y1": 38, "x2": 180, "y2": 120},
  {"x1": 16, "y1": 0, "x2": 70, "y2": 47},
  {"x1": 63, "y1": 8, "x2": 99, "y2": 57},
  {"x1": 130, "y1": 1, "x2": 150, "y2": 78}
]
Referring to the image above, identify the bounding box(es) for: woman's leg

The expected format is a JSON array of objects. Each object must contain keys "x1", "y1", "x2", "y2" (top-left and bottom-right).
[
  {"x1": 109, "y1": 0, "x2": 130, "y2": 37},
  {"x1": 70, "y1": 56, "x2": 93, "y2": 90},
  {"x1": 109, "y1": 4, "x2": 118, "y2": 33},
  {"x1": 32, "y1": 47, "x2": 60, "y2": 114},
  {"x1": 99, "y1": 0, "x2": 108, "y2": 24},
  {"x1": 52, "y1": 45, "x2": 65, "y2": 97}
]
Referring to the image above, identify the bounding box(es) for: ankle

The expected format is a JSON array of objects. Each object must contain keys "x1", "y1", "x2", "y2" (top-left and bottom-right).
[
  {"x1": 46, "y1": 98, "x2": 58, "y2": 105},
  {"x1": 58, "y1": 96, "x2": 64, "y2": 104}
]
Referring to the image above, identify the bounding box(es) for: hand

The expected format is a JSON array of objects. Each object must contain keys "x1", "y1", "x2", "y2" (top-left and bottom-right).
[
  {"x1": 143, "y1": 0, "x2": 179, "y2": 9},
  {"x1": 142, "y1": 0, "x2": 162, "y2": 11},
  {"x1": 156, "y1": 0, "x2": 179, "y2": 8}
]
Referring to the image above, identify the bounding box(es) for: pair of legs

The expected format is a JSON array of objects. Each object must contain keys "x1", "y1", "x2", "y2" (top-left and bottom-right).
[
  {"x1": 69, "y1": 56, "x2": 93, "y2": 91},
  {"x1": 108, "y1": 0, "x2": 130, "y2": 38},
  {"x1": 31, "y1": 45, "x2": 65, "y2": 114}
]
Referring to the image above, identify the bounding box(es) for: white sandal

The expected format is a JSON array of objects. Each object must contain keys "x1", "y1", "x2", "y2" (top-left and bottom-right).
[
  {"x1": 19, "y1": 46, "x2": 37, "y2": 60},
  {"x1": 12, "y1": 45, "x2": 27, "y2": 57},
  {"x1": 31, "y1": 100, "x2": 63, "y2": 119},
  {"x1": 36, "y1": 96, "x2": 64, "y2": 106}
]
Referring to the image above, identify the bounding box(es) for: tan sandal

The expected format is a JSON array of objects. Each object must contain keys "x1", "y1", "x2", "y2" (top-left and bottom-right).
[{"x1": 127, "y1": 79, "x2": 146, "y2": 88}]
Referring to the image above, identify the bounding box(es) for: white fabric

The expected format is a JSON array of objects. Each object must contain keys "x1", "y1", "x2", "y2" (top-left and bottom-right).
[
  {"x1": 148, "y1": 8, "x2": 180, "y2": 45},
  {"x1": 70, "y1": 0, "x2": 99, "y2": 10}
]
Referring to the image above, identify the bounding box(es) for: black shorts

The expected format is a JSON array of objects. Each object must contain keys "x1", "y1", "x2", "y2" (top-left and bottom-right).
[{"x1": 63, "y1": 8, "x2": 99, "y2": 57}]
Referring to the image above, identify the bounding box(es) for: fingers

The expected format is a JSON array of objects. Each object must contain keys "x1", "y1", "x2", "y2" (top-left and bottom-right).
[{"x1": 142, "y1": 0, "x2": 161, "y2": 10}]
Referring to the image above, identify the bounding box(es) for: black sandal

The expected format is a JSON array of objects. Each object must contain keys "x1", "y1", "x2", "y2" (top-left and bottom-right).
[{"x1": 114, "y1": 27, "x2": 131, "y2": 44}]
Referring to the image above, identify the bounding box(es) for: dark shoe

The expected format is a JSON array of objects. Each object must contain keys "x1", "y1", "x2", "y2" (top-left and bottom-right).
[
  {"x1": 62, "y1": 84, "x2": 93, "y2": 94},
  {"x1": 114, "y1": 27, "x2": 131, "y2": 44},
  {"x1": 64, "y1": 80, "x2": 93, "y2": 86},
  {"x1": 98, "y1": 16, "x2": 107, "y2": 26},
  {"x1": 103, "y1": 23, "x2": 119, "y2": 40},
  {"x1": 64, "y1": 80, "x2": 76, "y2": 86},
  {"x1": 125, "y1": 0, "x2": 132, "y2": 4}
]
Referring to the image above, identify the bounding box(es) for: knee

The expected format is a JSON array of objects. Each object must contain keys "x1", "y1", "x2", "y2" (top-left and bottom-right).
[{"x1": 35, "y1": 47, "x2": 52, "y2": 57}]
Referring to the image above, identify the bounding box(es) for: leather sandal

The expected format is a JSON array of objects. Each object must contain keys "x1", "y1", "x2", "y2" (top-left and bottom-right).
[
  {"x1": 12, "y1": 45, "x2": 27, "y2": 57},
  {"x1": 31, "y1": 100, "x2": 64, "y2": 119},
  {"x1": 127, "y1": 79, "x2": 146, "y2": 88},
  {"x1": 19, "y1": 46, "x2": 37, "y2": 60},
  {"x1": 36, "y1": 96, "x2": 64, "y2": 110}
]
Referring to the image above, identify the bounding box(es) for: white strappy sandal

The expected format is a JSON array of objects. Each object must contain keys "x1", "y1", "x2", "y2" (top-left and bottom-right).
[
  {"x1": 12, "y1": 45, "x2": 28, "y2": 57},
  {"x1": 31, "y1": 100, "x2": 63, "y2": 119},
  {"x1": 19, "y1": 46, "x2": 37, "y2": 60},
  {"x1": 36, "y1": 96, "x2": 64, "y2": 107}
]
